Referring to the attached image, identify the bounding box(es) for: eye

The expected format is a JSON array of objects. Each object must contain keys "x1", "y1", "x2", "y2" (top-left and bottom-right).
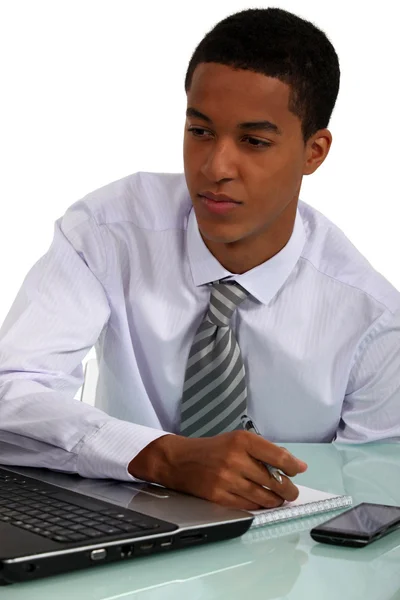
[
  {"x1": 187, "y1": 127, "x2": 213, "y2": 138},
  {"x1": 243, "y1": 136, "x2": 272, "y2": 149},
  {"x1": 186, "y1": 127, "x2": 272, "y2": 149}
]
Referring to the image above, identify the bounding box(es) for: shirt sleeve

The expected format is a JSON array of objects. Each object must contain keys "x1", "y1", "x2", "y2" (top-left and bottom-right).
[
  {"x1": 336, "y1": 307, "x2": 400, "y2": 443},
  {"x1": 0, "y1": 206, "x2": 168, "y2": 480}
]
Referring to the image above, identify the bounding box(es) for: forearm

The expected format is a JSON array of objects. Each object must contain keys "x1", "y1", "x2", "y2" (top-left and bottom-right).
[{"x1": 0, "y1": 381, "x2": 169, "y2": 480}]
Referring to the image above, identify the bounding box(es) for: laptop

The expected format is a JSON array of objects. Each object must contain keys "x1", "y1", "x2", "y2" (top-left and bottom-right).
[{"x1": 0, "y1": 465, "x2": 253, "y2": 584}]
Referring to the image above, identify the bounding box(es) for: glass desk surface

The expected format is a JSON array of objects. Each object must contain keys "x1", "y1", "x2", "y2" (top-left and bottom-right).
[{"x1": 3, "y1": 443, "x2": 400, "y2": 600}]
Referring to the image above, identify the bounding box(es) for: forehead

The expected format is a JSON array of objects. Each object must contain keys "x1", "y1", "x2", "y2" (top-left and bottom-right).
[{"x1": 187, "y1": 62, "x2": 299, "y2": 131}]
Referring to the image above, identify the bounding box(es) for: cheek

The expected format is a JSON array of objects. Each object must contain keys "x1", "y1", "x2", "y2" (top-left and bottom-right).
[
  {"x1": 184, "y1": 143, "x2": 208, "y2": 190},
  {"x1": 183, "y1": 138, "x2": 199, "y2": 170},
  {"x1": 245, "y1": 160, "x2": 301, "y2": 211},
  {"x1": 254, "y1": 152, "x2": 303, "y2": 191}
]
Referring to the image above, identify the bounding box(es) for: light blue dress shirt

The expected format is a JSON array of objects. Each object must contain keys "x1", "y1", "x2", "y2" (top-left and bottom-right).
[{"x1": 0, "y1": 171, "x2": 399, "y2": 481}]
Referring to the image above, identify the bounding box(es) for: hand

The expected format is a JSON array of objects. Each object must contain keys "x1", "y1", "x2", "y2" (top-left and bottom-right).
[{"x1": 128, "y1": 431, "x2": 308, "y2": 510}]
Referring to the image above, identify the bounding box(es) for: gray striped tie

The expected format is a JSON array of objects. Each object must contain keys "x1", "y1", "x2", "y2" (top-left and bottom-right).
[{"x1": 180, "y1": 281, "x2": 250, "y2": 437}]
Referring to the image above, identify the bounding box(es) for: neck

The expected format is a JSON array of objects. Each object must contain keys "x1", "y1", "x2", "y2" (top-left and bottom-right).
[{"x1": 203, "y1": 202, "x2": 298, "y2": 275}]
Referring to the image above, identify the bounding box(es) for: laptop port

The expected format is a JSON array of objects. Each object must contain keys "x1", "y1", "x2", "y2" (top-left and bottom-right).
[
  {"x1": 179, "y1": 532, "x2": 206, "y2": 545},
  {"x1": 138, "y1": 542, "x2": 154, "y2": 552},
  {"x1": 160, "y1": 538, "x2": 173, "y2": 548},
  {"x1": 120, "y1": 544, "x2": 134, "y2": 558}
]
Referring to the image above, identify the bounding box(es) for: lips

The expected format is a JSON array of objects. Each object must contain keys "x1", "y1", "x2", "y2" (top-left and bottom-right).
[
  {"x1": 198, "y1": 192, "x2": 242, "y2": 215},
  {"x1": 200, "y1": 191, "x2": 241, "y2": 204}
]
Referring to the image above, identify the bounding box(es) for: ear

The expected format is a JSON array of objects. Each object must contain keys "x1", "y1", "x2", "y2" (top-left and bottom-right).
[{"x1": 303, "y1": 129, "x2": 332, "y2": 175}]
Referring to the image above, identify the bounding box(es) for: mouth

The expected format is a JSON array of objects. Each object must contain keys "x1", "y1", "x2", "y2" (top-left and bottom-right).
[{"x1": 197, "y1": 192, "x2": 242, "y2": 215}]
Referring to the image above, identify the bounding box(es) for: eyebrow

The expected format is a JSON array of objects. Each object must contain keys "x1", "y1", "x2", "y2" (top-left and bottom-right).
[{"x1": 186, "y1": 107, "x2": 282, "y2": 135}]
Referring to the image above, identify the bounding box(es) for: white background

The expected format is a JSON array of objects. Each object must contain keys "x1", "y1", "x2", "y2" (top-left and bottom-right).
[{"x1": 1, "y1": 0, "x2": 399, "y2": 329}]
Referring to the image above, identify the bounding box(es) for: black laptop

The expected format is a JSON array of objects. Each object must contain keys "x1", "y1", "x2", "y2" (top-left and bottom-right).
[{"x1": 0, "y1": 465, "x2": 253, "y2": 584}]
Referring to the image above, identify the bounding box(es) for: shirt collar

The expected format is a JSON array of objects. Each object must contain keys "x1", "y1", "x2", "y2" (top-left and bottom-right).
[{"x1": 187, "y1": 206, "x2": 306, "y2": 305}]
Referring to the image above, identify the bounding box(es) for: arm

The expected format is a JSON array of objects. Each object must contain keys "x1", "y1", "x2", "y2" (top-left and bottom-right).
[
  {"x1": 0, "y1": 203, "x2": 306, "y2": 504},
  {"x1": 0, "y1": 207, "x2": 167, "y2": 480},
  {"x1": 337, "y1": 307, "x2": 400, "y2": 443}
]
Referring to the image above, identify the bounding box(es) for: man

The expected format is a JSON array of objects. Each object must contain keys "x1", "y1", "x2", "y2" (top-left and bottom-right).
[{"x1": 0, "y1": 8, "x2": 399, "y2": 512}]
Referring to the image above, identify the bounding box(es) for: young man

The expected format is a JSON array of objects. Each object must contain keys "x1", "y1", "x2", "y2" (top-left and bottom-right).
[{"x1": 0, "y1": 8, "x2": 399, "y2": 511}]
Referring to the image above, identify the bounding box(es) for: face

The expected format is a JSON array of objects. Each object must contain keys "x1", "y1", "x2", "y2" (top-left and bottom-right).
[{"x1": 183, "y1": 63, "x2": 331, "y2": 270}]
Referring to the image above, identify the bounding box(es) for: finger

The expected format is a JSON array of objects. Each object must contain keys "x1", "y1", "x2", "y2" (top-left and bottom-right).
[
  {"x1": 242, "y1": 457, "x2": 300, "y2": 502},
  {"x1": 279, "y1": 445, "x2": 308, "y2": 473},
  {"x1": 247, "y1": 435, "x2": 308, "y2": 477},
  {"x1": 233, "y1": 478, "x2": 285, "y2": 510}
]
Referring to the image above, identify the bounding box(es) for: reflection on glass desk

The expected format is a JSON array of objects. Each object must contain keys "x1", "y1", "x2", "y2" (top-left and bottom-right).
[{"x1": 4, "y1": 443, "x2": 400, "y2": 600}]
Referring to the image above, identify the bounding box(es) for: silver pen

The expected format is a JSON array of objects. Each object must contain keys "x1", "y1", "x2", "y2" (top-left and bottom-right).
[{"x1": 241, "y1": 415, "x2": 283, "y2": 484}]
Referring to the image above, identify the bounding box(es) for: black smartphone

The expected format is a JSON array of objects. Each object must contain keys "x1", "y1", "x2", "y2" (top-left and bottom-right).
[{"x1": 310, "y1": 502, "x2": 400, "y2": 548}]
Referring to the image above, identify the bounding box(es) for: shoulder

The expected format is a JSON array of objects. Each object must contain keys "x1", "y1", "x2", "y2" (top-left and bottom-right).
[
  {"x1": 298, "y1": 200, "x2": 400, "y2": 315},
  {"x1": 61, "y1": 171, "x2": 191, "y2": 235}
]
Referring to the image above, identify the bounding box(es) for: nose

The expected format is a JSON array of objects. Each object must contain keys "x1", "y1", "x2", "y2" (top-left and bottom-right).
[{"x1": 200, "y1": 138, "x2": 239, "y2": 182}]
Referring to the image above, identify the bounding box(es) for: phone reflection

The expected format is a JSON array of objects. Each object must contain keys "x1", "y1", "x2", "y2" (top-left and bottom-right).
[{"x1": 309, "y1": 530, "x2": 400, "y2": 600}]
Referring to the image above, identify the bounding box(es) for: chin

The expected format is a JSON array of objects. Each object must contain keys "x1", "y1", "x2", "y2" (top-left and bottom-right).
[{"x1": 198, "y1": 223, "x2": 243, "y2": 245}]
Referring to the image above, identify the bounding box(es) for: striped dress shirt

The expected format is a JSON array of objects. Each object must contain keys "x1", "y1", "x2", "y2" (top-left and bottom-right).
[{"x1": 0, "y1": 171, "x2": 399, "y2": 481}]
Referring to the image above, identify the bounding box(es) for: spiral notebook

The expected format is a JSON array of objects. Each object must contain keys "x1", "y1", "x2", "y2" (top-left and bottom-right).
[{"x1": 250, "y1": 485, "x2": 352, "y2": 529}]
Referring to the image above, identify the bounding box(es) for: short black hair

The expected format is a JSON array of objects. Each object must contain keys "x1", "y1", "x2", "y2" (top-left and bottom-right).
[{"x1": 184, "y1": 7, "x2": 340, "y2": 142}]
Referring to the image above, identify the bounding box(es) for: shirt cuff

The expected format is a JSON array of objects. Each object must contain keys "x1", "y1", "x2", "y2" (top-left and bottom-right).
[{"x1": 76, "y1": 418, "x2": 171, "y2": 481}]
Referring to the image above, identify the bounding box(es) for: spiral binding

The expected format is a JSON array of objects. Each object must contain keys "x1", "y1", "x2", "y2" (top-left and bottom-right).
[
  {"x1": 251, "y1": 495, "x2": 353, "y2": 529},
  {"x1": 243, "y1": 511, "x2": 349, "y2": 543}
]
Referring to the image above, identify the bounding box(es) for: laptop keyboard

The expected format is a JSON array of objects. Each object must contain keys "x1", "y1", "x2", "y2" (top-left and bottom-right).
[{"x1": 0, "y1": 468, "x2": 163, "y2": 544}]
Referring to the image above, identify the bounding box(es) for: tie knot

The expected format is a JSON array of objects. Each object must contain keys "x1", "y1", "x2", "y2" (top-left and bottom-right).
[{"x1": 207, "y1": 281, "x2": 249, "y2": 327}]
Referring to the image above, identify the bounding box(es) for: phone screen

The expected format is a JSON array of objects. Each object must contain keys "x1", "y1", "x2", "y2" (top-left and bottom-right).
[{"x1": 318, "y1": 503, "x2": 400, "y2": 537}]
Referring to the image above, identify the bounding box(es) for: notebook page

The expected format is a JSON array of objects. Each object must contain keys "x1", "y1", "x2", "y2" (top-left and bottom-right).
[{"x1": 250, "y1": 485, "x2": 343, "y2": 517}]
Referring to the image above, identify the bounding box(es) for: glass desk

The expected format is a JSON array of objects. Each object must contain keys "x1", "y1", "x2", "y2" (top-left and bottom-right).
[{"x1": 4, "y1": 443, "x2": 400, "y2": 600}]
